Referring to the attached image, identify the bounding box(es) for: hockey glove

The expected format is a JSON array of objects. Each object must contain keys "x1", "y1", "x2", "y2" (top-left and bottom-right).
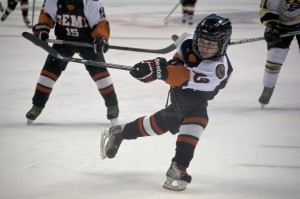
[
  {"x1": 32, "y1": 23, "x2": 50, "y2": 41},
  {"x1": 264, "y1": 21, "x2": 282, "y2": 44},
  {"x1": 93, "y1": 36, "x2": 109, "y2": 54},
  {"x1": 130, "y1": 57, "x2": 168, "y2": 83}
]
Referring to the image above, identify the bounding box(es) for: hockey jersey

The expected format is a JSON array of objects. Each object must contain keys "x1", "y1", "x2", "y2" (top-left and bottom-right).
[
  {"x1": 38, "y1": 0, "x2": 109, "y2": 42},
  {"x1": 164, "y1": 34, "x2": 233, "y2": 100},
  {"x1": 260, "y1": 0, "x2": 300, "y2": 26}
]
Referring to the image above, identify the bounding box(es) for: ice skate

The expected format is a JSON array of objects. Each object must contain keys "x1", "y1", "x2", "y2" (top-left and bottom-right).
[
  {"x1": 258, "y1": 86, "x2": 274, "y2": 109},
  {"x1": 26, "y1": 105, "x2": 43, "y2": 125},
  {"x1": 100, "y1": 125, "x2": 124, "y2": 159},
  {"x1": 188, "y1": 15, "x2": 193, "y2": 25},
  {"x1": 163, "y1": 161, "x2": 192, "y2": 191},
  {"x1": 182, "y1": 14, "x2": 187, "y2": 23},
  {"x1": 23, "y1": 16, "x2": 31, "y2": 28},
  {"x1": 1, "y1": 13, "x2": 8, "y2": 21},
  {"x1": 107, "y1": 105, "x2": 119, "y2": 125}
]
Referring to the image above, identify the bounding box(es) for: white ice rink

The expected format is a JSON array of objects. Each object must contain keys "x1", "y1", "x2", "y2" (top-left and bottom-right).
[{"x1": 0, "y1": 0, "x2": 300, "y2": 198}]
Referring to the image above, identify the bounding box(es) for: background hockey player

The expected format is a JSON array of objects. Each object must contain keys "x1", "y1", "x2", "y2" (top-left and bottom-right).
[
  {"x1": 180, "y1": 0, "x2": 197, "y2": 25},
  {"x1": 100, "y1": 14, "x2": 233, "y2": 191},
  {"x1": 0, "y1": 2, "x2": 4, "y2": 12},
  {"x1": 26, "y1": 0, "x2": 119, "y2": 125},
  {"x1": 258, "y1": 0, "x2": 300, "y2": 108},
  {"x1": 1, "y1": 0, "x2": 31, "y2": 27}
]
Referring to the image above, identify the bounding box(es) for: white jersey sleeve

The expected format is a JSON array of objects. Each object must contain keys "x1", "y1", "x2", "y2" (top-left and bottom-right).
[
  {"x1": 43, "y1": 0, "x2": 58, "y2": 22},
  {"x1": 177, "y1": 33, "x2": 194, "y2": 61},
  {"x1": 83, "y1": 0, "x2": 108, "y2": 28}
]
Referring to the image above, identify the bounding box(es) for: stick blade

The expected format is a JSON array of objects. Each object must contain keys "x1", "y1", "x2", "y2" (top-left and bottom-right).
[
  {"x1": 171, "y1": 35, "x2": 179, "y2": 41},
  {"x1": 172, "y1": 32, "x2": 188, "y2": 47}
]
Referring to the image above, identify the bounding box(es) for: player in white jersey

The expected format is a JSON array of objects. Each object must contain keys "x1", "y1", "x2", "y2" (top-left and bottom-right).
[
  {"x1": 100, "y1": 14, "x2": 233, "y2": 191},
  {"x1": 259, "y1": 0, "x2": 300, "y2": 108}
]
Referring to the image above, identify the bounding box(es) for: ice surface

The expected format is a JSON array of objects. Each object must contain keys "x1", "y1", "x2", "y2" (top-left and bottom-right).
[{"x1": 0, "y1": 0, "x2": 299, "y2": 199}]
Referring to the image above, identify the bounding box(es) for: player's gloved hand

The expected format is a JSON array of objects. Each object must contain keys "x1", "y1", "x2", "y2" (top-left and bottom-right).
[
  {"x1": 264, "y1": 21, "x2": 281, "y2": 44},
  {"x1": 130, "y1": 57, "x2": 168, "y2": 83},
  {"x1": 32, "y1": 23, "x2": 50, "y2": 41},
  {"x1": 93, "y1": 36, "x2": 109, "y2": 54}
]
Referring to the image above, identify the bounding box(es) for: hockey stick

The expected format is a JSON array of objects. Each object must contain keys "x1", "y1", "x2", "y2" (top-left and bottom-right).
[
  {"x1": 46, "y1": 33, "x2": 188, "y2": 54},
  {"x1": 30, "y1": 0, "x2": 36, "y2": 28},
  {"x1": 164, "y1": 2, "x2": 181, "y2": 25},
  {"x1": 22, "y1": 32, "x2": 134, "y2": 71},
  {"x1": 229, "y1": 30, "x2": 300, "y2": 45}
]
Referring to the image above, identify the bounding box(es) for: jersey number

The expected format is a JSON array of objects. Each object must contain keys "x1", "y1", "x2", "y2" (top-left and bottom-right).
[
  {"x1": 66, "y1": 28, "x2": 79, "y2": 37},
  {"x1": 194, "y1": 72, "x2": 209, "y2": 83}
]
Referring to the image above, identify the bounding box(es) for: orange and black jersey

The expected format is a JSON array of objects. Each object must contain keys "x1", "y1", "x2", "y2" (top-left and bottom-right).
[
  {"x1": 162, "y1": 34, "x2": 233, "y2": 100},
  {"x1": 38, "y1": 0, "x2": 110, "y2": 42}
]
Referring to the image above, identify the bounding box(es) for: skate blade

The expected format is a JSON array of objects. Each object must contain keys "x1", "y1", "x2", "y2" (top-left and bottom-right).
[
  {"x1": 260, "y1": 103, "x2": 266, "y2": 110},
  {"x1": 163, "y1": 177, "x2": 188, "y2": 191},
  {"x1": 27, "y1": 119, "x2": 33, "y2": 125},
  {"x1": 100, "y1": 128, "x2": 109, "y2": 159},
  {"x1": 110, "y1": 118, "x2": 119, "y2": 125}
]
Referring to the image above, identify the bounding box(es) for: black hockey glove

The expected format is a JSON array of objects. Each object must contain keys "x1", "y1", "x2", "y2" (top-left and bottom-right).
[
  {"x1": 93, "y1": 36, "x2": 109, "y2": 54},
  {"x1": 167, "y1": 58, "x2": 184, "y2": 65},
  {"x1": 32, "y1": 23, "x2": 50, "y2": 41},
  {"x1": 264, "y1": 21, "x2": 282, "y2": 44},
  {"x1": 130, "y1": 57, "x2": 168, "y2": 83}
]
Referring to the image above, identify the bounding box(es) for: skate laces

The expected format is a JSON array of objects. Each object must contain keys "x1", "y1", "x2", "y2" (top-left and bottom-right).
[
  {"x1": 30, "y1": 106, "x2": 42, "y2": 115},
  {"x1": 109, "y1": 126, "x2": 124, "y2": 148},
  {"x1": 176, "y1": 164, "x2": 187, "y2": 173},
  {"x1": 112, "y1": 131, "x2": 123, "y2": 147},
  {"x1": 107, "y1": 105, "x2": 119, "y2": 119},
  {"x1": 174, "y1": 162, "x2": 188, "y2": 174},
  {"x1": 105, "y1": 126, "x2": 124, "y2": 158},
  {"x1": 262, "y1": 87, "x2": 274, "y2": 97},
  {"x1": 26, "y1": 105, "x2": 43, "y2": 121}
]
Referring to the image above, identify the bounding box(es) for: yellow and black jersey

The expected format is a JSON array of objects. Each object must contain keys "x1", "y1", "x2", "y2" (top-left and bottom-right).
[{"x1": 260, "y1": 0, "x2": 300, "y2": 26}]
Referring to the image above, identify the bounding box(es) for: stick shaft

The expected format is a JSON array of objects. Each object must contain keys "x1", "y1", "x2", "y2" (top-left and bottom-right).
[
  {"x1": 229, "y1": 30, "x2": 300, "y2": 45},
  {"x1": 22, "y1": 32, "x2": 133, "y2": 71},
  {"x1": 46, "y1": 39, "x2": 175, "y2": 54},
  {"x1": 46, "y1": 33, "x2": 188, "y2": 54},
  {"x1": 164, "y1": 2, "x2": 181, "y2": 25},
  {"x1": 31, "y1": 0, "x2": 36, "y2": 27}
]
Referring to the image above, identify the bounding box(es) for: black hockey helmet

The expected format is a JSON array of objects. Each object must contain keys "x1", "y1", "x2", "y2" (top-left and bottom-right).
[{"x1": 192, "y1": 14, "x2": 232, "y2": 60}]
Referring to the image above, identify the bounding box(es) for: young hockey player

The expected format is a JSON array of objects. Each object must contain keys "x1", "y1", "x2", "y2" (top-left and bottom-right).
[
  {"x1": 180, "y1": 0, "x2": 197, "y2": 25},
  {"x1": 1, "y1": 0, "x2": 31, "y2": 27},
  {"x1": 100, "y1": 14, "x2": 233, "y2": 191},
  {"x1": 258, "y1": 0, "x2": 300, "y2": 108},
  {"x1": 26, "y1": 0, "x2": 119, "y2": 125}
]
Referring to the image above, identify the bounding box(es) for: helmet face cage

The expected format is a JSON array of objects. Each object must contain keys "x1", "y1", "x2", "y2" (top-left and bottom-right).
[
  {"x1": 192, "y1": 14, "x2": 232, "y2": 60},
  {"x1": 197, "y1": 37, "x2": 220, "y2": 59}
]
